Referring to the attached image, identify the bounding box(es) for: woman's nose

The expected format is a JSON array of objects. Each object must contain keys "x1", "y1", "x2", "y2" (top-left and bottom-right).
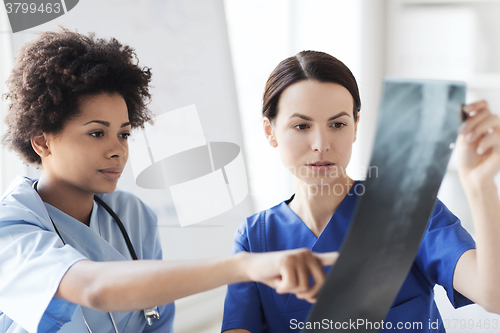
[
  {"x1": 312, "y1": 130, "x2": 330, "y2": 153},
  {"x1": 108, "y1": 138, "x2": 127, "y2": 159}
]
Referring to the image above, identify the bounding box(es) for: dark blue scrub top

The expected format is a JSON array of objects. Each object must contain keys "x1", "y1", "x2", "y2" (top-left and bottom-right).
[{"x1": 222, "y1": 181, "x2": 476, "y2": 333}]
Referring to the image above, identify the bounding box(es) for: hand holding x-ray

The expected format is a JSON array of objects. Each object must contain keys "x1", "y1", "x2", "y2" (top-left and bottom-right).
[{"x1": 457, "y1": 100, "x2": 500, "y2": 184}]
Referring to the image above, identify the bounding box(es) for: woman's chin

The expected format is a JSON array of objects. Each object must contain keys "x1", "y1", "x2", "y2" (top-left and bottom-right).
[{"x1": 93, "y1": 184, "x2": 118, "y2": 194}]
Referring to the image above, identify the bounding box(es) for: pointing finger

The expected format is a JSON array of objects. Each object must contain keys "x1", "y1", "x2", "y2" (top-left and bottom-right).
[{"x1": 315, "y1": 252, "x2": 339, "y2": 267}]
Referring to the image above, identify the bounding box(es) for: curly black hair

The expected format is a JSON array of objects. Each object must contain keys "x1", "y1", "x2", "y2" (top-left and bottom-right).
[{"x1": 2, "y1": 28, "x2": 153, "y2": 164}]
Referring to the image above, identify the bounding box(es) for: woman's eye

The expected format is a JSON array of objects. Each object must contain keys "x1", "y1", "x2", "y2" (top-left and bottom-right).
[
  {"x1": 120, "y1": 132, "x2": 131, "y2": 139},
  {"x1": 294, "y1": 124, "x2": 309, "y2": 130},
  {"x1": 332, "y1": 122, "x2": 346, "y2": 129},
  {"x1": 90, "y1": 131, "x2": 104, "y2": 138}
]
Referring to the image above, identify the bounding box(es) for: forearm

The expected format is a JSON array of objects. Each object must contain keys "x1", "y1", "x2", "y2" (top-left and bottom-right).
[
  {"x1": 56, "y1": 248, "x2": 337, "y2": 312},
  {"x1": 57, "y1": 253, "x2": 248, "y2": 312},
  {"x1": 463, "y1": 180, "x2": 500, "y2": 312}
]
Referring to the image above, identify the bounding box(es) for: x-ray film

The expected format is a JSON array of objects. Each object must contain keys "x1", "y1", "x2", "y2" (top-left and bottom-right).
[{"x1": 303, "y1": 78, "x2": 466, "y2": 332}]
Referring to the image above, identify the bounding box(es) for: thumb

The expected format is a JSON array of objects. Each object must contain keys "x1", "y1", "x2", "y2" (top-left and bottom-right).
[{"x1": 314, "y1": 251, "x2": 339, "y2": 266}]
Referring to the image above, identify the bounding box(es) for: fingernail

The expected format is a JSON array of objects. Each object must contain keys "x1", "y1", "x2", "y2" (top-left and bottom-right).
[
  {"x1": 465, "y1": 133, "x2": 473, "y2": 142},
  {"x1": 469, "y1": 110, "x2": 477, "y2": 117},
  {"x1": 477, "y1": 146, "x2": 484, "y2": 154},
  {"x1": 488, "y1": 127, "x2": 494, "y2": 135}
]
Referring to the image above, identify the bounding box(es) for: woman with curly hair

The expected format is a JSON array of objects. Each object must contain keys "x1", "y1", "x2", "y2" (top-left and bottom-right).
[{"x1": 0, "y1": 30, "x2": 337, "y2": 333}]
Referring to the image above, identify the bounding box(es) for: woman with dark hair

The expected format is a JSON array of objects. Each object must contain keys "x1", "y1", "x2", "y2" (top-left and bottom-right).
[
  {"x1": 222, "y1": 50, "x2": 500, "y2": 332},
  {"x1": 0, "y1": 33, "x2": 337, "y2": 333}
]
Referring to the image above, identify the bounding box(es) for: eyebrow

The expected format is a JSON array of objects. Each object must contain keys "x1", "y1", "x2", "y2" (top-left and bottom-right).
[
  {"x1": 83, "y1": 120, "x2": 131, "y2": 128},
  {"x1": 289, "y1": 111, "x2": 350, "y2": 121}
]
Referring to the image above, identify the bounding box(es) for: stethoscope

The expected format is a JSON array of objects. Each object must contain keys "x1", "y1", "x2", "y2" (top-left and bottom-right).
[{"x1": 33, "y1": 181, "x2": 160, "y2": 331}]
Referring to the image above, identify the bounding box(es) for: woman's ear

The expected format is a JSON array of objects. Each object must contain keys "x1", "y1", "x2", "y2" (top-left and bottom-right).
[
  {"x1": 263, "y1": 117, "x2": 278, "y2": 148},
  {"x1": 353, "y1": 113, "x2": 360, "y2": 143},
  {"x1": 31, "y1": 133, "x2": 51, "y2": 158}
]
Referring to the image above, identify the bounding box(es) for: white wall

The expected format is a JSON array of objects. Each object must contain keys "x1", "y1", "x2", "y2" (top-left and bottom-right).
[
  {"x1": 225, "y1": 0, "x2": 383, "y2": 213},
  {"x1": 0, "y1": 1, "x2": 247, "y2": 332}
]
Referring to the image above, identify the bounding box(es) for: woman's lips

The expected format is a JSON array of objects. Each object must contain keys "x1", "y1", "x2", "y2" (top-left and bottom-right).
[
  {"x1": 99, "y1": 168, "x2": 123, "y2": 181},
  {"x1": 307, "y1": 161, "x2": 335, "y2": 172}
]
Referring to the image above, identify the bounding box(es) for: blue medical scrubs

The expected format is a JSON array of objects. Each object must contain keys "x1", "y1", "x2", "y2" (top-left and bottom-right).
[
  {"x1": 0, "y1": 176, "x2": 175, "y2": 333},
  {"x1": 222, "y1": 181, "x2": 476, "y2": 333}
]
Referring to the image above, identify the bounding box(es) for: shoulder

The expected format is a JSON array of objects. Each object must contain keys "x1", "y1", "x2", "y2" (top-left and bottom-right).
[
  {"x1": 1, "y1": 176, "x2": 36, "y2": 205},
  {"x1": 428, "y1": 198, "x2": 461, "y2": 228},
  {"x1": 0, "y1": 176, "x2": 51, "y2": 229},
  {"x1": 417, "y1": 197, "x2": 475, "y2": 260},
  {"x1": 237, "y1": 201, "x2": 288, "y2": 236}
]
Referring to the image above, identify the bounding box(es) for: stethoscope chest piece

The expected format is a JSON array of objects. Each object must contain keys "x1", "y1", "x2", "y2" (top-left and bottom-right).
[{"x1": 144, "y1": 307, "x2": 160, "y2": 325}]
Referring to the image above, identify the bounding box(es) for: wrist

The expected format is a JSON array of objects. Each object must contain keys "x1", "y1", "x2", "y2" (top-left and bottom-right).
[
  {"x1": 231, "y1": 252, "x2": 251, "y2": 283},
  {"x1": 462, "y1": 176, "x2": 498, "y2": 200}
]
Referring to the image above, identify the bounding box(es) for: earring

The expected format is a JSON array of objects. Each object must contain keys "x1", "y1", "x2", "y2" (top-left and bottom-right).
[{"x1": 269, "y1": 137, "x2": 278, "y2": 147}]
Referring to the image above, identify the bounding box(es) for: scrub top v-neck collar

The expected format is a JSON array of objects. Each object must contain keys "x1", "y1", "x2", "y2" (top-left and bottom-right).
[
  {"x1": 44, "y1": 199, "x2": 100, "y2": 233},
  {"x1": 43, "y1": 200, "x2": 129, "y2": 263},
  {"x1": 277, "y1": 180, "x2": 361, "y2": 252}
]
